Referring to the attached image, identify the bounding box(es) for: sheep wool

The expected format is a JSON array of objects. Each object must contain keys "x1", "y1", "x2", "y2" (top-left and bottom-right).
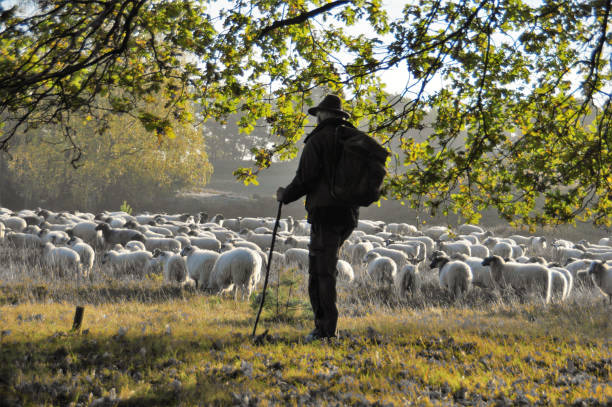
[
  {"x1": 588, "y1": 261, "x2": 612, "y2": 304},
  {"x1": 482, "y1": 255, "x2": 553, "y2": 304},
  {"x1": 430, "y1": 255, "x2": 472, "y2": 297},
  {"x1": 208, "y1": 247, "x2": 262, "y2": 300}
]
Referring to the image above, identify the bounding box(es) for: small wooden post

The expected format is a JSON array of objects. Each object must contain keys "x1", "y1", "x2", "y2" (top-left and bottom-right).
[{"x1": 71, "y1": 306, "x2": 85, "y2": 331}]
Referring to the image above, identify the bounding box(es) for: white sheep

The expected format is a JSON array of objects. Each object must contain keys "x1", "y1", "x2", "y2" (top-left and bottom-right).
[
  {"x1": 395, "y1": 264, "x2": 419, "y2": 296},
  {"x1": 387, "y1": 223, "x2": 418, "y2": 236},
  {"x1": 363, "y1": 252, "x2": 397, "y2": 287},
  {"x1": 336, "y1": 259, "x2": 354, "y2": 282},
  {"x1": 284, "y1": 248, "x2": 310, "y2": 273},
  {"x1": 67, "y1": 221, "x2": 102, "y2": 248},
  {"x1": 5, "y1": 232, "x2": 42, "y2": 248},
  {"x1": 439, "y1": 241, "x2": 471, "y2": 258},
  {"x1": 125, "y1": 240, "x2": 146, "y2": 252},
  {"x1": 549, "y1": 268, "x2": 569, "y2": 301},
  {"x1": 492, "y1": 242, "x2": 513, "y2": 259},
  {"x1": 430, "y1": 255, "x2": 472, "y2": 298},
  {"x1": 67, "y1": 237, "x2": 95, "y2": 276},
  {"x1": 208, "y1": 247, "x2": 262, "y2": 300},
  {"x1": 41, "y1": 242, "x2": 82, "y2": 277},
  {"x1": 100, "y1": 250, "x2": 153, "y2": 276},
  {"x1": 144, "y1": 237, "x2": 181, "y2": 253},
  {"x1": 468, "y1": 244, "x2": 490, "y2": 259},
  {"x1": 188, "y1": 236, "x2": 222, "y2": 252},
  {"x1": 451, "y1": 254, "x2": 495, "y2": 289},
  {"x1": 458, "y1": 224, "x2": 485, "y2": 235},
  {"x1": 587, "y1": 261, "x2": 612, "y2": 304},
  {"x1": 481, "y1": 255, "x2": 552, "y2": 304},
  {"x1": 386, "y1": 243, "x2": 421, "y2": 260},
  {"x1": 39, "y1": 229, "x2": 70, "y2": 245},
  {"x1": 367, "y1": 247, "x2": 409, "y2": 269},
  {"x1": 180, "y1": 246, "x2": 220, "y2": 289},
  {"x1": 597, "y1": 237, "x2": 612, "y2": 247},
  {"x1": 154, "y1": 250, "x2": 190, "y2": 285},
  {"x1": 0, "y1": 216, "x2": 27, "y2": 232},
  {"x1": 422, "y1": 225, "x2": 450, "y2": 240}
]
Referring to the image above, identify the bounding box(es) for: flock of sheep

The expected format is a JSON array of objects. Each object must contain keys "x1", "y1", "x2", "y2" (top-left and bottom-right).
[{"x1": 1, "y1": 207, "x2": 611, "y2": 305}]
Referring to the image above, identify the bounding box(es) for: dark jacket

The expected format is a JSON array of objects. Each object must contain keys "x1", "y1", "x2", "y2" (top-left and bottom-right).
[{"x1": 281, "y1": 117, "x2": 359, "y2": 226}]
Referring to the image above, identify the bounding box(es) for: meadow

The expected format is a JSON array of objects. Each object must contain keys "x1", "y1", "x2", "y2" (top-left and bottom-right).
[{"x1": 0, "y1": 242, "x2": 610, "y2": 407}]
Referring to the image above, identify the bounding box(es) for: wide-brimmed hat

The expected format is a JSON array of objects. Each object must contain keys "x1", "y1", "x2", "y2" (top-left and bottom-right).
[{"x1": 307, "y1": 94, "x2": 350, "y2": 118}]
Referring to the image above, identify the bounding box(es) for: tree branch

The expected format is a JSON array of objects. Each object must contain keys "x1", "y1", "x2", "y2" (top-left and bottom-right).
[{"x1": 257, "y1": 0, "x2": 350, "y2": 39}]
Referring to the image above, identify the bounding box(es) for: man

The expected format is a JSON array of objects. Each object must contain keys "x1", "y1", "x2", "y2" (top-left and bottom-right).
[{"x1": 276, "y1": 94, "x2": 359, "y2": 342}]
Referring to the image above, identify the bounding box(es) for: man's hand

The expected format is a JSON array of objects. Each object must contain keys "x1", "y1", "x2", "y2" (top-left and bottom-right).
[{"x1": 276, "y1": 187, "x2": 286, "y2": 203}]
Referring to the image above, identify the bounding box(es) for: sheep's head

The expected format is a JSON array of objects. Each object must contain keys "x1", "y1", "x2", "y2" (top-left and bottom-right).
[
  {"x1": 588, "y1": 261, "x2": 607, "y2": 275},
  {"x1": 180, "y1": 246, "x2": 194, "y2": 257},
  {"x1": 363, "y1": 251, "x2": 380, "y2": 264},
  {"x1": 429, "y1": 255, "x2": 449, "y2": 270},
  {"x1": 152, "y1": 248, "x2": 162, "y2": 258},
  {"x1": 95, "y1": 223, "x2": 109, "y2": 232}
]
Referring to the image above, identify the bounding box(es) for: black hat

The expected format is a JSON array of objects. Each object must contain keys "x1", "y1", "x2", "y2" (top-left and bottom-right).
[{"x1": 307, "y1": 94, "x2": 350, "y2": 118}]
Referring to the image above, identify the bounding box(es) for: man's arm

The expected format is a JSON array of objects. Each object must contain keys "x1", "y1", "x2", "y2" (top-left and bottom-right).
[{"x1": 278, "y1": 136, "x2": 322, "y2": 204}]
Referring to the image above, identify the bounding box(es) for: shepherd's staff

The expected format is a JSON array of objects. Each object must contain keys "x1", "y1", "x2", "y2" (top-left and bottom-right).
[{"x1": 252, "y1": 201, "x2": 283, "y2": 339}]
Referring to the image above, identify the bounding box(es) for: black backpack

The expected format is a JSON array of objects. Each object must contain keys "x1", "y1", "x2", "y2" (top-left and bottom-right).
[{"x1": 329, "y1": 125, "x2": 389, "y2": 207}]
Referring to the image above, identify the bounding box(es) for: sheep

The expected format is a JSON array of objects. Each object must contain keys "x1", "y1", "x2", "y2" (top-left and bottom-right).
[
  {"x1": 550, "y1": 266, "x2": 572, "y2": 300},
  {"x1": 67, "y1": 237, "x2": 95, "y2": 276},
  {"x1": 243, "y1": 230, "x2": 283, "y2": 251},
  {"x1": 387, "y1": 242, "x2": 421, "y2": 260},
  {"x1": 400, "y1": 236, "x2": 435, "y2": 260},
  {"x1": 344, "y1": 241, "x2": 374, "y2": 267},
  {"x1": 125, "y1": 240, "x2": 146, "y2": 252},
  {"x1": 208, "y1": 247, "x2": 262, "y2": 300},
  {"x1": 481, "y1": 255, "x2": 552, "y2": 304},
  {"x1": 367, "y1": 247, "x2": 409, "y2": 270},
  {"x1": 439, "y1": 241, "x2": 471, "y2": 258},
  {"x1": 363, "y1": 252, "x2": 397, "y2": 287},
  {"x1": 458, "y1": 224, "x2": 485, "y2": 235},
  {"x1": 459, "y1": 234, "x2": 480, "y2": 245},
  {"x1": 0, "y1": 216, "x2": 27, "y2": 232},
  {"x1": 588, "y1": 261, "x2": 612, "y2": 304},
  {"x1": 39, "y1": 229, "x2": 70, "y2": 245},
  {"x1": 141, "y1": 237, "x2": 180, "y2": 253},
  {"x1": 100, "y1": 250, "x2": 153, "y2": 276},
  {"x1": 553, "y1": 246, "x2": 585, "y2": 264},
  {"x1": 95, "y1": 223, "x2": 146, "y2": 247},
  {"x1": 429, "y1": 255, "x2": 472, "y2": 298},
  {"x1": 153, "y1": 250, "x2": 189, "y2": 285},
  {"x1": 284, "y1": 235, "x2": 310, "y2": 250},
  {"x1": 5, "y1": 232, "x2": 42, "y2": 248},
  {"x1": 284, "y1": 248, "x2": 310, "y2": 273},
  {"x1": 41, "y1": 242, "x2": 82, "y2": 277},
  {"x1": 549, "y1": 268, "x2": 569, "y2": 301},
  {"x1": 336, "y1": 259, "x2": 354, "y2": 282},
  {"x1": 422, "y1": 225, "x2": 450, "y2": 240},
  {"x1": 67, "y1": 221, "x2": 101, "y2": 247},
  {"x1": 180, "y1": 246, "x2": 219, "y2": 289},
  {"x1": 451, "y1": 254, "x2": 495, "y2": 289},
  {"x1": 598, "y1": 237, "x2": 612, "y2": 247},
  {"x1": 468, "y1": 244, "x2": 490, "y2": 259},
  {"x1": 387, "y1": 223, "x2": 418, "y2": 236},
  {"x1": 395, "y1": 264, "x2": 419, "y2": 296},
  {"x1": 188, "y1": 236, "x2": 221, "y2": 252},
  {"x1": 492, "y1": 242, "x2": 513, "y2": 259},
  {"x1": 356, "y1": 219, "x2": 385, "y2": 234}
]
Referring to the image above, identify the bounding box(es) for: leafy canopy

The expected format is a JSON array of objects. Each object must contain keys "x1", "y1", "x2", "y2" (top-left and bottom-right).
[{"x1": 0, "y1": 0, "x2": 611, "y2": 227}]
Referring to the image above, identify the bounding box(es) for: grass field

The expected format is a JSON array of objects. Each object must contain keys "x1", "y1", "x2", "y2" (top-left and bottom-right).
[{"x1": 0, "y1": 247, "x2": 610, "y2": 406}]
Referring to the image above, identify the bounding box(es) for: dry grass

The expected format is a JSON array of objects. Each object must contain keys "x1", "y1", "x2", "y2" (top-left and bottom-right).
[{"x1": 0, "y1": 244, "x2": 611, "y2": 406}]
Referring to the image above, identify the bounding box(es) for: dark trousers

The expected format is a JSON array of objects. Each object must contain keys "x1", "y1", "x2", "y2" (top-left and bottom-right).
[{"x1": 308, "y1": 222, "x2": 354, "y2": 337}]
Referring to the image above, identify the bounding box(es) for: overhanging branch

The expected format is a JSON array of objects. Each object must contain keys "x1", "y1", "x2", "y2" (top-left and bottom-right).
[{"x1": 257, "y1": 0, "x2": 350, "y2": 39}]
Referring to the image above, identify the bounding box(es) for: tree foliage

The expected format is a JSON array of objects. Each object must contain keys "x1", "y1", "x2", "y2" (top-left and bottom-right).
[
  {"x1": 0, "y1": 0, "x2": 611, "y2": 226},
  {"x1": 5, "y1": 93, "x2": 212, "y2": 210}
]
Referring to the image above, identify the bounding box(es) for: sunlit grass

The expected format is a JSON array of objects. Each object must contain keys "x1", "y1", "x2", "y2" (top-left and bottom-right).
[{"x1": 0, "y1": 244, "x2": 610, "y2": 405}]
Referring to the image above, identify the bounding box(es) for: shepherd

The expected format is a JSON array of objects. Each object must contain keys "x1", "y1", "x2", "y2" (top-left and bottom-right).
[{"x1": 277, "y1": 94, "x2": 360, "y2": 342}]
